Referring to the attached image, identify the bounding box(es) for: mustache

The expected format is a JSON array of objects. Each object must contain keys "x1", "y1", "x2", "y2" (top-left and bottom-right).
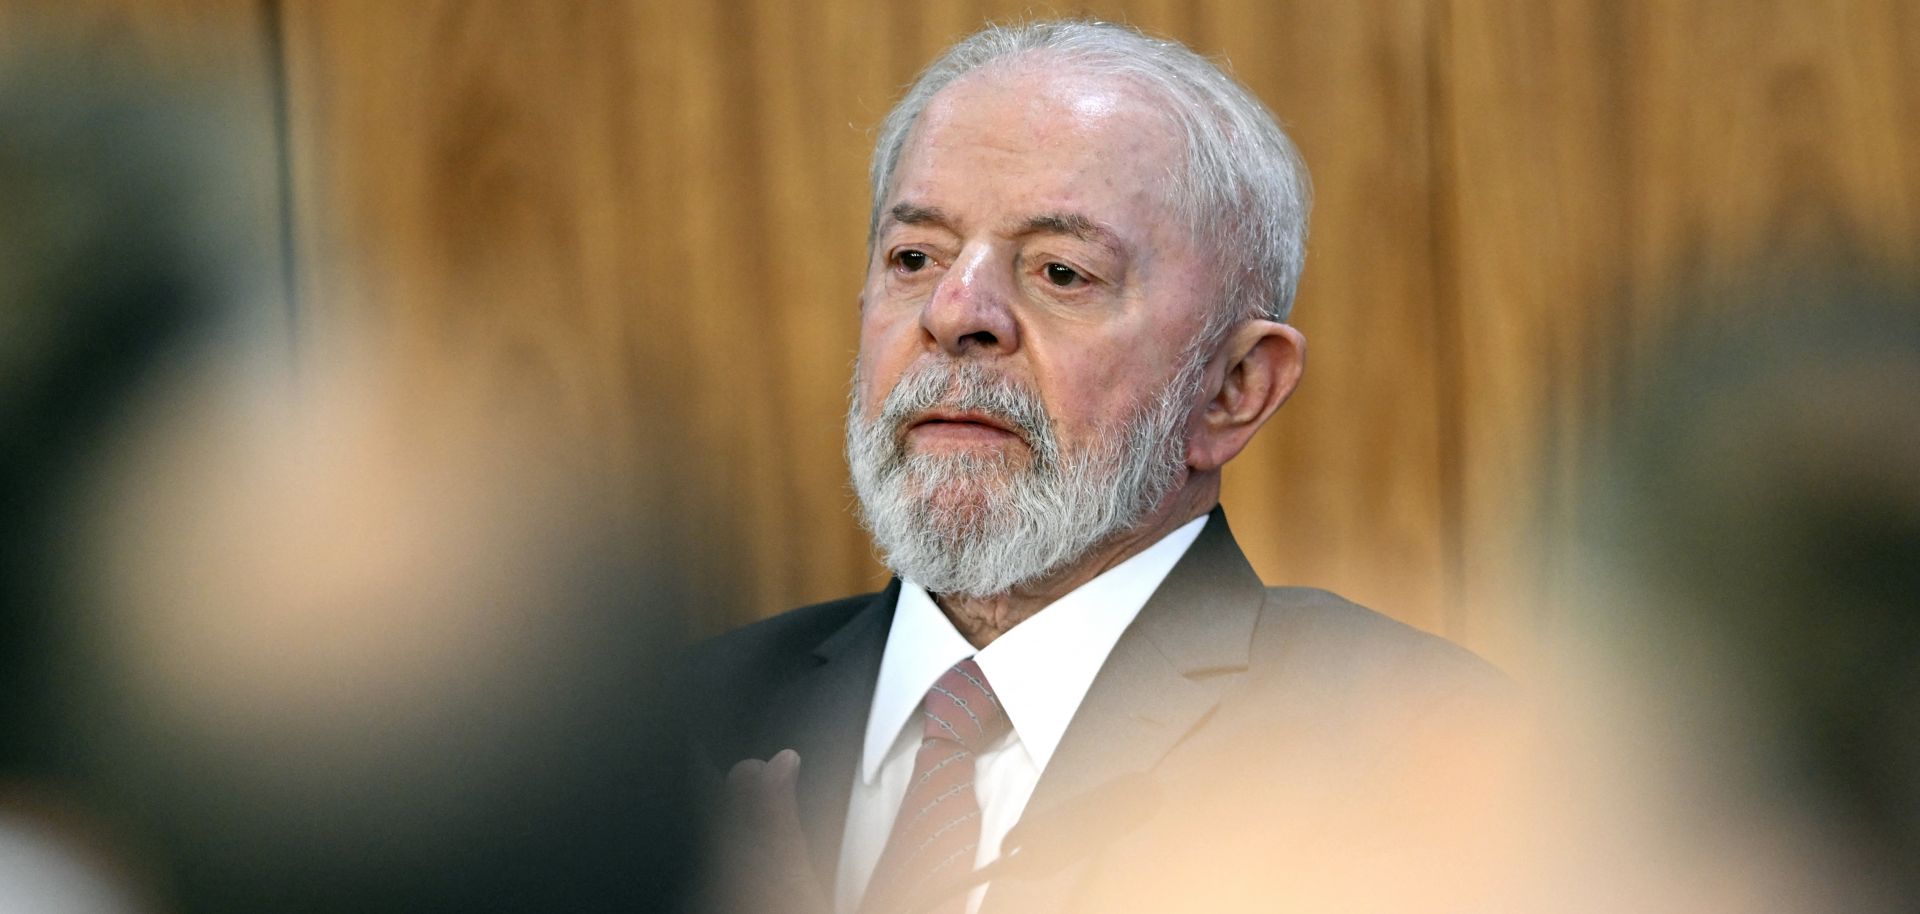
[{"x1": 875, "y1": 360, "x2": 1054, "y2": 456}]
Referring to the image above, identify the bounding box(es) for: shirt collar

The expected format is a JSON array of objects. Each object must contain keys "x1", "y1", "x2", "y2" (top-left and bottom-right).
[{"x1": 860, "y1": 515, "x2": 1209, "y2": 783}]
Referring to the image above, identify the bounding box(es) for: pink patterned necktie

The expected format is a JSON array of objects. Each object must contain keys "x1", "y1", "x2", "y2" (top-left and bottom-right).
[{"x1": 861, "y1": 658, "x2": 1011, "y2": 914}]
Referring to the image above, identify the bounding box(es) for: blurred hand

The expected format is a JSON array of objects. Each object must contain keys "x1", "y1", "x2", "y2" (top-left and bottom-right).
[{"x1": 698, "y1": 749, "x2": 832, "y2": 914}]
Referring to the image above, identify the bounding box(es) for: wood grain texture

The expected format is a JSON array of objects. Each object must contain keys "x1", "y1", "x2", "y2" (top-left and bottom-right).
[
  {"x1": 1440, "y1": 0, "x2": 1920, "y2": 666},
  {"x1": 1434, "y1": 0, "x2": 1631, "y2": 664},
  {"x1": 1205, "y1": 0, "x2": 1455, "y2": 636},
  {"x1": 32, "y1": 0, "x2": 1913, "y2": 659},
  {"x1": 278, "y1": 0, "x2": 894, "y2": 630}
]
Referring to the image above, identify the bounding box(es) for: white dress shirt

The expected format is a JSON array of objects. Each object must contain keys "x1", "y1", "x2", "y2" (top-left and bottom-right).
[{"x1": 834, "y1": 515, "x2": 1208, "y2": 914}]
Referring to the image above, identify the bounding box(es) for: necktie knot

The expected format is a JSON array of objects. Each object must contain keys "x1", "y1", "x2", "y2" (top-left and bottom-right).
[{"x1": 921, "y1": 658, "x2": 1008, "y2": 755}]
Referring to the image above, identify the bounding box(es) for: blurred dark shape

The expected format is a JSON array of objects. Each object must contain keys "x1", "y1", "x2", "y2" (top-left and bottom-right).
[
  {"x1": 1, "y1": 53, "x2": 704, "y2": 914},
  {"x1": 1569, "y1": 264, "x2": 1920, "y2": 910},
  {"x1": 0, "y1": 56, "x2": 234, "y2": 778}
]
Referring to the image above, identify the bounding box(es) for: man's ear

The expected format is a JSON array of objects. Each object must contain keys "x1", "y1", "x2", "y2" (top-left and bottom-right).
[{"x1": 1187, "y1": 320, "x2": 1306, "y2": 472}]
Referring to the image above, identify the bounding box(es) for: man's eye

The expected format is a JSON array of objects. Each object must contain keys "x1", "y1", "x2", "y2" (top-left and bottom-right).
[
  {"x1": 893, "y1": 250, "x2": 930, "y2": 272},
  {"x1": 1043, "y1": 262, "x2": 1084, "y2": 287}
]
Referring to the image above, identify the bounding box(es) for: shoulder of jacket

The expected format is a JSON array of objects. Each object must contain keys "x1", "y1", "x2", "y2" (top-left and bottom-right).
[
  {"x1": 1252, "y1": 585, "x2": 1506, "y2": 691},
  {"x1": 685, "y1": 590, "x2": 883, "y2": 671}
]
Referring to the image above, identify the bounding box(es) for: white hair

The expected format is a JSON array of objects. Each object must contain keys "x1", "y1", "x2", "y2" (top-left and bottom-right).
[
  {"x1": 847, "y1": 354, "x2": 1206, "y2": 598},
  {"x1": 867, "y1": 19, "x2": 1313, "y2": 331}
]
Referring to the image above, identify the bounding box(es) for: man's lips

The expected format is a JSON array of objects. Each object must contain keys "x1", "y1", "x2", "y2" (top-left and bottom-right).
[{"x1": 906, "y1": 410, "x2": 1024, "y2": 445}]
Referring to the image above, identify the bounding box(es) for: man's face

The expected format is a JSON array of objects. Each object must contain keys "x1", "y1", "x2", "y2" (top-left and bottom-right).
[{"x1": 847, "y1": 64, "x2": 1222, "y2": 596}]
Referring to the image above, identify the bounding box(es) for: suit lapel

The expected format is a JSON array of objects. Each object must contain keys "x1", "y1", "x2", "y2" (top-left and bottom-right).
[
  {"x1": 984, "y1": 510, "x2": 1266, "y2": 913},
  {"x1": 774, "y1": 583, "x2": 897, "y2": 889}
]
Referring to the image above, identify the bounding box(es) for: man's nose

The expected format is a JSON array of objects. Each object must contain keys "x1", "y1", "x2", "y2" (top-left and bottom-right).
[{"x1": 921, "y1": 244, "x2": 1019, "y2": 356}]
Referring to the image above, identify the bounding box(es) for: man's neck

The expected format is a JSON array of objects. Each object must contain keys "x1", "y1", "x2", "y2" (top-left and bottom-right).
[{"x1": 933, "y1": 477, "x2": 1219, "y2": 648}]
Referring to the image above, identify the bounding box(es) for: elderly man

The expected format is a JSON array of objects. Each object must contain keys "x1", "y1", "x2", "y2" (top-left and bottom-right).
[{"x1": 686, "y1": 20, "x2": 1502, "y2": 914}]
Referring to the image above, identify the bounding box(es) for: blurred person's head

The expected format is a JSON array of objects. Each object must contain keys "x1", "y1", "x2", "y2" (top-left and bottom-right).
[
  {"x1": 1542, "y1": 267, "x2": 1920, "y2": 913},
  {"x1": 0, "y1": 54, "x2": 703, "y2": 914},
  {"x1": 845, "y1": 20, "x2": 1311, "y2": 601}
]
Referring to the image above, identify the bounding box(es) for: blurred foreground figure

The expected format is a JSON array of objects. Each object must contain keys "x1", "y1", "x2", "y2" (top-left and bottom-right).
[
  {"x1": 1526, "y1": 271, "x2": 1920, "y2": 914},
  {"x1": 683, "y1": 20, "x2": 1507, "y2": 914},
  {"x1": 1, "y1": 55, "x2": 699, "y2": 913}
]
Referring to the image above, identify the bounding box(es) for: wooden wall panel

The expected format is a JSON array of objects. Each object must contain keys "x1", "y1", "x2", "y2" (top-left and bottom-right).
[
  {"x1": 1434, "y1": 1, "x2": 1630, "y2": 664},
  {"x1": 24, "y1": 0, "x2": 1913, "y2": 660},
  {"x1": 280, "y1": 1, "x2": 768, "y2": 630},
  {"x1": 1620, "y1": 0, "x2": 1919, "y2": 290},
  {"x1": 1441, "y1": 0, "x2": 1920, "y2": 667},
  {"x1": 279, "y1": 0, "x2": 626, "y2": 485},
  {"x1": 1205, "y1": 1, "x2": 1455, "y2": 636},
  {"x1": 272, "y1": 0, "x2": 1458, "y2": 635},
  {"x1": 280, "y1": 0, "x2": 898, "y2": 630}
]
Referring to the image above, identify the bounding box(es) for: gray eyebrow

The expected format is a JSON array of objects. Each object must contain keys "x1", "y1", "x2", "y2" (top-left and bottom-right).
[
  {"x1": 883, "y1": 204, "x2": 1125, "y2": 256},
  {"x1": 1016, "y1": 212, "x2": 1124, "y2": 255},
  {"x1": 888, "y1": 202, "x2": 953, "y2": 229}
]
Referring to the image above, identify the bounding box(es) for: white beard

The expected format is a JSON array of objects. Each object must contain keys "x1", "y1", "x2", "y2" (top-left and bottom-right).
[{"x1": 846, "y1": 356, "x2": 1204, "y2": 598}]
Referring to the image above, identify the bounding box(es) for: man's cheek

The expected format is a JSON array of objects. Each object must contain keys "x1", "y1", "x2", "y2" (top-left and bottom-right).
[{"x1": 851, "y1": 356, "x2": 891, "y2": 418}]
